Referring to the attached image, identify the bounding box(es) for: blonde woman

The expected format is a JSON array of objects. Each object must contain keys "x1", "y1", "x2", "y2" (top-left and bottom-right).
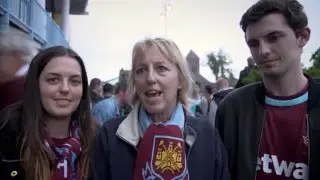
[{"x1": 91, "y1": 38, "x2": 229, "y2": 180}]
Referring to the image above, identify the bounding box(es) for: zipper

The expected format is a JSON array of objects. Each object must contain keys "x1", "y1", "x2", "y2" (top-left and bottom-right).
[
  {"x1": 306, "y1": 114, "x2": 310, "y2": 175},
  {"x1": 254, "y1": 110, "x2": 266, "y2": 180},
  {"x1": 2, "y1": 159, "x2": 21, "y2": 163}
]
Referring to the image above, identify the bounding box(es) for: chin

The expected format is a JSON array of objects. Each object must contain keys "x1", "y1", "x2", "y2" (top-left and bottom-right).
[
  {"x1": 143, "y1": 103, "x2": 165, "y2": 115},
  {"x1": 262, "y1": 69, "x2": 283, "y2": 78},
  {"x1": 48, "y1": 108, "x2": 74, "y2": 118}
]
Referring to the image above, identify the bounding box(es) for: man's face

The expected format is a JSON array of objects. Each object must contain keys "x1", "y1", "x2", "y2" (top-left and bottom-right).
[{"x1": 245, "y1": 13, "x2": 310, "y2": 78}]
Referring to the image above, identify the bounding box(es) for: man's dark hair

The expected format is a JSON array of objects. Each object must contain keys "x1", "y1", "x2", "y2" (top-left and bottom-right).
[
  {"x1": 240, "y1": 0, "x2": 308, "y2": 34},
  {"x1": 89, "y1": 78, "x2": 101, "y2": 91},
  {"x1": 205, "y1": 85, "x2": 213, "y2": 94},
  {"x1": 103, "y1": 83, "x2": 114, "y2": 94}
]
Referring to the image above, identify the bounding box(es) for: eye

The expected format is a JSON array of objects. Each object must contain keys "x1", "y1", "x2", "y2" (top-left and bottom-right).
[
  {"x1": 47, "y1": 77, "x2": 59, "y2": 84},
  {"x1": 135, "y1": 68, "x2": 145, "y2": 75},
  {"x1": 71, "y1": 79, "x2": 82, "y2": 85},
  {"x1": 267, "y1": 35, "x2": 279, "y2": 43},
  {"x1": 157, "y1": 66, "x2": 168, "y2": 73},
  {"x1": 248, "y1": 40, "x2": 259, "y2": 48}
]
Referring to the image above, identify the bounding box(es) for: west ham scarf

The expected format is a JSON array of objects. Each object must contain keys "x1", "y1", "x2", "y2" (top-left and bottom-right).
[
  {"x1": 44, "y1": 122, "x2": 82, "y2": 180},
  {"x1": 134, "y1": 104, "x2": 189, "y2": 180}
]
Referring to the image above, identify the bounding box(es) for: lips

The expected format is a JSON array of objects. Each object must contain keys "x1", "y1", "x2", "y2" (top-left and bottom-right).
[
  {"x1": 145, "y1": 90, "x2": 162, "y2": 98},
  {"x1": 260, "y1": 59, "x2": 279, "y2": 65}
]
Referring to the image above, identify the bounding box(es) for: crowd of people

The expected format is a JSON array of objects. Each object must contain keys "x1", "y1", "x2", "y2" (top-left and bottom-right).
[{"x1": 0, "y1": 0, "x2": 319, "y2": 179}]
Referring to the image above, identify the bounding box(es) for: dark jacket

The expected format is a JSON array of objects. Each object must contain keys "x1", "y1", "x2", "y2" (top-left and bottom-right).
[
  {"x1": 91, "y1": 104, "x2": 229, "y2": 180},
  {"x1": 0, "y1": 104, "x2": 25, "y2": 180},
  {"x1": 215, "y1": 79, "x2": 320, "y2": 180},
  {"x1": 213, "y1": 88, "x2": 233, "y2": 105}
]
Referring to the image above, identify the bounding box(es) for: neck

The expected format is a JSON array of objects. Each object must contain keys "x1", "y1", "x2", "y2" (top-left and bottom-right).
[
  {"x1": 263, "y1": 68, "x2": 307, "y2": 96},
  {"x1": 150, "y1": 103, "x2": 177, "y2": 123},
  {"x1": 104, "y1": 93, "x2": 113, "y2": 98},
  {"x1": 45, "y1": 116, "x2": 71, "y2": 139}
]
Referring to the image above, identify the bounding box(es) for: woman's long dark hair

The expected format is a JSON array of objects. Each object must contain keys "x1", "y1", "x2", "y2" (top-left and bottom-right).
[{"x1": 20, "y1": 46, "x2": 96, "y2": 180}]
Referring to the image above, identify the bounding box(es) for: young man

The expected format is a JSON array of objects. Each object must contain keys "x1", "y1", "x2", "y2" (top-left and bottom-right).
[{"x1": 216, "y1": 0, "x2": 320, "y2": 179}]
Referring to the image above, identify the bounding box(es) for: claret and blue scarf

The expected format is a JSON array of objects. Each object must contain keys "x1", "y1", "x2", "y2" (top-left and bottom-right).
[
  {"x1": 133, "y1": 103, "x2": 189, "y2": 180},
  {"x1": 44, "y1": 121, "x2": 82, "y2": 180}
]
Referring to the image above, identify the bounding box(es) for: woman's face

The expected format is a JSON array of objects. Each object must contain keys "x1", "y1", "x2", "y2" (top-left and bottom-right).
[
  {"x1": 39, "y1": 56, "x2": 83, "y2": 118},
  {"x1": 133, "y1": 46, "x2": 181, "y2": 115}
]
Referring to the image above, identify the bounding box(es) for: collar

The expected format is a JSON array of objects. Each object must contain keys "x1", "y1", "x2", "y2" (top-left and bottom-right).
[
  {"x1": 216, "y1": 87, "x2": 233, "y2": 93},
  {"x1": 255, "y1": 75, "x2": 320, "y2": 110},
  {"x1": 138, "y1": 103, "x2": 185, "y2": 136},
  {"x1": 116, "y1": 102, "x2": 196, "y2": 148}
]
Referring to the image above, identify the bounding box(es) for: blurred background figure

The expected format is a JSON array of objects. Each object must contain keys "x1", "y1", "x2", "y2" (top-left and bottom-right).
[
  {"x1": 92, "y1": 83, "x2": 122, "y2": 124},
  {"x1": 235, "y1": 57, "x2": 258, "y2": 88},
  {"x1": 89, "y1": 78, "x2": 104, "y2": 107},
  {"x1": 189, "y1": 82, "x2": 207, "y2": 116},
  {"x1": 213, "y1": 77, "x2": 233, "y2": 105},
  {"x1": 0, "y1": 31, "x2": 38, "y2": 111}
]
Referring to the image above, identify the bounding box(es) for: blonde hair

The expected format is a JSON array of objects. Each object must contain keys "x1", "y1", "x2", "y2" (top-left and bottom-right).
[{"x1": 128, "y1": 37, "x2": 192, "y2": 108}]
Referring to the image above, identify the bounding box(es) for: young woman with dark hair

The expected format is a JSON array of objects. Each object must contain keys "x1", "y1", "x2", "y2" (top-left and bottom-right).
[{"x1": 0, "y1": 46, "x2": 98, "y2": 180}]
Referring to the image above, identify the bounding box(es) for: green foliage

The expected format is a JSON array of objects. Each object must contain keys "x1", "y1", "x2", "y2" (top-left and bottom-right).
[
  {"x1": 207, "y1": 49, "x2": 232, "y2": 79},
  {"x1": 310, "y1": 47, "x2": 320, "y2": 69},
  {"x1": 304, "y1": 66, "x2": 320, "y2": 78},
  {"x1": 241, "y1": 70, "x2": 262, "y2": 85}
]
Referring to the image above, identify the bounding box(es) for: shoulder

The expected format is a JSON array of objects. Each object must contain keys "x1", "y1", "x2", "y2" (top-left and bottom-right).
[
  {"x1": 185, "y1": 115, "x2": 216, "y2": 135},
  {"x1": 98, "y1": 116, "x2": 126, "y2": 136},
  {"x1": 0, "y1": 103, "x2": 23, "y2": 135},
  {"x1": 219, "y1": 82, "x2": 262, "y2": 108}
]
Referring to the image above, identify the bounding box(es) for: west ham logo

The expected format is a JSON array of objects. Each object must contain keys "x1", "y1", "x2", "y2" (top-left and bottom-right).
[{"x1": 142, "y1": 135, "x2": 189, "y2": 180}]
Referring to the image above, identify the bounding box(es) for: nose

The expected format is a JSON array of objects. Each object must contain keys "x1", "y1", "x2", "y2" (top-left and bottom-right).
[
  {"x1": 60, "y1": 80, "x2": 70, "y2": 94},
  {"x1": 146, "y1": 69, "x2": 156, "y2": 85},
  {"x1": 259, "y1": 41, "x2": 271, "y2": 58}
]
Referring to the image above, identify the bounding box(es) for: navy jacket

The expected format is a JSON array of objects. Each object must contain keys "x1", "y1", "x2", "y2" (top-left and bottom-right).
[{"x1": 90, "y1": 105, "x2": 229, "y2": 180}]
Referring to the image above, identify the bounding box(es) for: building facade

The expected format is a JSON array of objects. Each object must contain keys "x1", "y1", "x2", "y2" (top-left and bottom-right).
[{"x1": 0, "y1": 0, "x2": 88, "y2": 48}]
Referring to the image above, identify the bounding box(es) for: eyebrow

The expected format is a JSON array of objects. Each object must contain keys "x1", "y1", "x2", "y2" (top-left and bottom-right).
[
  {"x1": 46, "y1": 72, "x2": 81, "y2": 78},
  {"x1": 246, "y1": 30, "x2": 284, "y2": 44}
]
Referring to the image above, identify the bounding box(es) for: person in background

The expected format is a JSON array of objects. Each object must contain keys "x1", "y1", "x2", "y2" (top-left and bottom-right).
[
  {"x1": 0, "y1": 46, "x2": 98, "y2": 180},
  {"x1": 91, "y1": 38, "x2": 229, "y2": 180},
  {"x1": 89, "y1": 78, "x2": 103, "y2": 107},
  {"x1": 189, "y1": 82, "x2": 207, "y2": 116},
  {"x1": 102, "y1": 82, "x2": 115, "y2": 99},
  {"x1": 216, "y1": 0, "x2": 320, "y2": 179},
  {"x1": 213, "y1": 77, "x2": 233, "y2": 105},
  {"x1": 0, "y1": 31, "x2": 38, "y2": 111},
  {"x1": 92, "y1": 83, "x2": 120, "y2": 124},
  {"x1": 205, "y1": 84, "x2": 214, "y2": 105},
  {"x1": 235, "y1": 57, "x2": 258, "y2": 88}
]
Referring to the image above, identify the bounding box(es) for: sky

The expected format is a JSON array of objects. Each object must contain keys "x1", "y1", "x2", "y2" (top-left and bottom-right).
[{"x1": 69, "y1": 0, "x2": 320, "y2": 83}]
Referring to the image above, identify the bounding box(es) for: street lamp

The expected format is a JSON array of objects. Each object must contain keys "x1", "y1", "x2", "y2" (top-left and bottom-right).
[{"x1": 160, "y1": 0, "x2": 172, "y2": 37}]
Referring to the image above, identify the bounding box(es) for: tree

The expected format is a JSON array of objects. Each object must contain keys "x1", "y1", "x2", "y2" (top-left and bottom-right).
[
  {"x1": 207, "y1": 49, "x2": 232, "y2": 80},
  {"x1": 207, "y1": 52, "x2": 220, "y2": 80},
  {"x1": 310, "y1": 47, "x2": 320, "y2": 68},
  {"x1": 242, "y1": 70, "x2": 262, "y2": 85}
]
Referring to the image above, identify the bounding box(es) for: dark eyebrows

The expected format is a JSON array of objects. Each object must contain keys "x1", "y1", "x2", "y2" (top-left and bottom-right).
[
  {"x1": 266, "y1": 30, "x2": 284, "y2": 37},
  {"x1": 45, "y1": 72, "x2": 81, "y2": 78},
  {"x1": 246, "y1": 30, "x2": 284, "y2": 44}
]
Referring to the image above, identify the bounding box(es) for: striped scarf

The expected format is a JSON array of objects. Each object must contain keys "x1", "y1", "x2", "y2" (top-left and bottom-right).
[{"x1": 44, "y1": 122, "x2": 82, "y2": 180}]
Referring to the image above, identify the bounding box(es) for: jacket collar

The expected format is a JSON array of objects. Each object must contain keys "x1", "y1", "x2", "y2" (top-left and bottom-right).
[{"x1": 115, "y1": 103, "x2": 197, "y2": 148}]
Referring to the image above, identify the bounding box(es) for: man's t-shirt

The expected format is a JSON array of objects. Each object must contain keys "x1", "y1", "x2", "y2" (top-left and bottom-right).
[{"x1": 256, "y1": 86, "x2": 309, "y2": 180}]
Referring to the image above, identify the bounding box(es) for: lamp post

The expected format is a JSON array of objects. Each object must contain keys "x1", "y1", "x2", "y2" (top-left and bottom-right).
[{"x1": 160, "y1": 0, "x2": 172, "y2": 37}]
